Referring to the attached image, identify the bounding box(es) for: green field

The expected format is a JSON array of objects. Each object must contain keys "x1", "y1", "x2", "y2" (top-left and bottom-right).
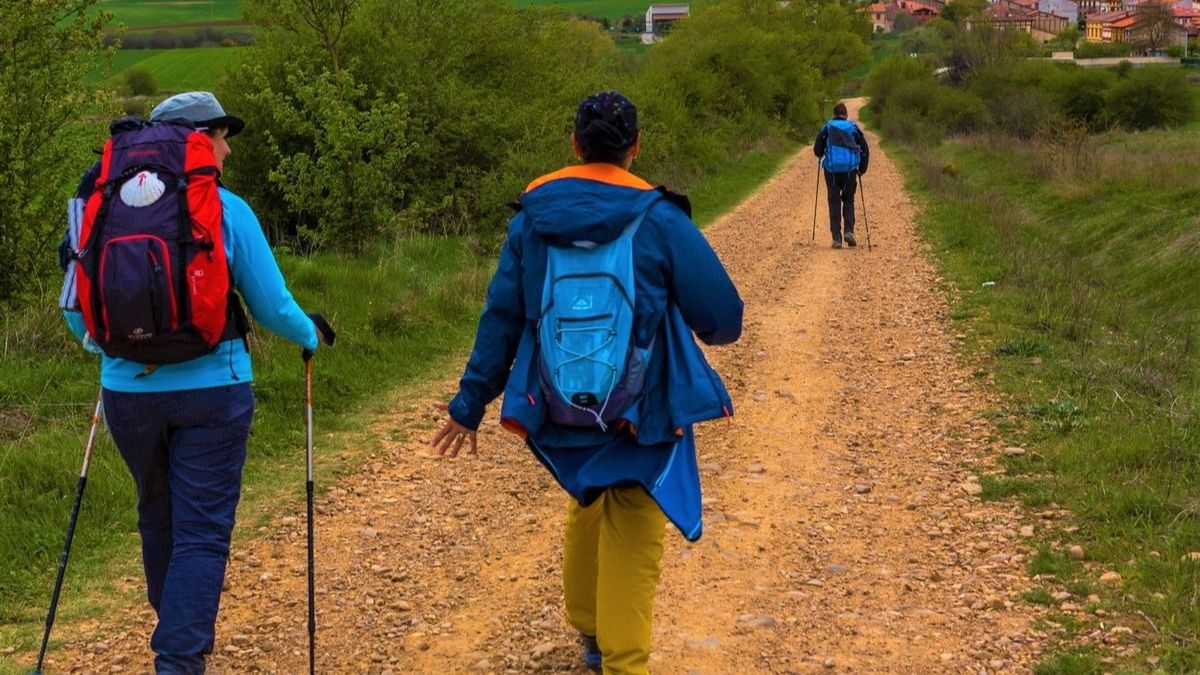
[
  {"x1": 95, "y1": 0, "x2": 243, "y2": 28},
  {"x1": 513, "y1": 0, "x2": 651, "y2": 20},
  {"x1": 87, "y1": 48, "x2": 165, "y2": 83},
  {"x1": 99, "y1": 1, "x2": 650, "y2": 27},
  {"x1": 102, "y1": 47, "x2": 247, "y2": 92}
]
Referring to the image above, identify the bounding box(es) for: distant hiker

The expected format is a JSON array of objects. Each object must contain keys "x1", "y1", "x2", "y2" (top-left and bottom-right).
[
  {"x1": 431, "y1": 91, "x2": 743, "y2": 674},
  {"x1": 59, "y1": 91, "x2": 335, "y2": 673},
  {"x1": 813, "y1": 101, "x2": 870, "y2": 249}
]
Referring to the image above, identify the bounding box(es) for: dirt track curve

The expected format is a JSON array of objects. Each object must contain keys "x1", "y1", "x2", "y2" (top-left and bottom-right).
[{"x1": 52, "y1": 98, "x2": 1051, "y2": 674}]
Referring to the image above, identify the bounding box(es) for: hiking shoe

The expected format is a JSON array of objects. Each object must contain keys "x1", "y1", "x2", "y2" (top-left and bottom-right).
[
  {"x1": 580, "y1": 634, "x2": 601, "y2": 671},
  {"x1": 832, "y1": 240, "x2": 843, "y2": 249},
  {"x1": 845, "y1": 232, "x2": 857, "y2": 248}
]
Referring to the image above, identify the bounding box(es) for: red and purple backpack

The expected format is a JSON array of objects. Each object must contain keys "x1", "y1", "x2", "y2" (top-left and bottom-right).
[{"x1": 74, "y1": 118, "x2": 244, "y2": 364}]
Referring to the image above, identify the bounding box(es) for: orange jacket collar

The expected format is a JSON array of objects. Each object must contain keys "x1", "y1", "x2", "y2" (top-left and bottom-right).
[{"x1": 524, "y1": 163, "x2": 653, "y2": 194}]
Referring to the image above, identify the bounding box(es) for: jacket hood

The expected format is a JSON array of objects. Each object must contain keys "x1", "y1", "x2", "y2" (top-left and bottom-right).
[{"x1": 518, "y1": 164, "x2": 664, "y2": 247}]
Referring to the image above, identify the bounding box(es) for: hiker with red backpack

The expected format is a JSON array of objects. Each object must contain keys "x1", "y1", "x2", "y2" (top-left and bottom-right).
[
  {"x1": 431, "y1": 91, "x2": 743, "y2": 674},
  {"x1": 814, "y1": 101, "x2": 870, "y2": 249},
  {"x1": 59, "y1": 91, "x2": 334, "y2": 673}
]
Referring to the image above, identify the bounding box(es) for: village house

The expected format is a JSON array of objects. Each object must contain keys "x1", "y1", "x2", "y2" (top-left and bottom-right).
[
  {"x1": 1077, "y1": 0, "x2": 1127, "y2": 14},
  {"x1": 1085, "y1": 10, "x2": 1135, "y2": 42},
  {"x1": 1084, "y1": 3, "x2": 1195, "y2": 47},
  {"x1": 1041, "y1": 0, "x2": 1081, "y2": 23},
  {"x1": 645, "y1": 3, "x2": 689, "y2": 35},
  {"x1": 982, "y1": 0, "x2": 1071, "y2": 40},
  {"x1": 868, "y1": 0, "x2": 944, "y2": 32}
]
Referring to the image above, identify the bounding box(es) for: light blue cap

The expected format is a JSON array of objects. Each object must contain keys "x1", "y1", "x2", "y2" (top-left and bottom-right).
[{"x1": 149, "y1": 91, "x2": 244, "y2": 136}]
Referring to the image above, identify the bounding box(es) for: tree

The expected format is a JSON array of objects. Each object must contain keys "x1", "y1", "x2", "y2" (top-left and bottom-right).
[
  {"x1": 124, "y1": 67, "x2": 157, "y2": 96},
  {"x1": 940, "y1": 0, "x2": 988, "y2": 26},
  {"x1": 892, "y1": 11, "x2": 917, "y2": 34},
  {"x1": 0, "y1": 0, "x2": 113, "y2": 303},
  {"x1": 1134, "y1": 1, "x2": 1178, "y2": 54}
]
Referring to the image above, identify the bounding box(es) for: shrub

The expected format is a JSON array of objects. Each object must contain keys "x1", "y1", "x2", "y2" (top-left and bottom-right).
[
  {"x1": 864, "y1": 54, "x2": 934, "y2": 115},
  {"x1": 931, "y1": 85, "x2": 992, "y2": 133},
  {"x1": 1047, "y1": 66, "x2": 1116, "y2": 130},
  {"x1": 123, "y1": 66, "x2": 156, "y2": 97},
  {"x1": 991, "y1": 87, "x2": 1061, "y2": 139},
  {"x1": 1105, "y1": 66, "x2": 1197, "y2": 129},
  {"x1": 147, "y1": 29, "x2": 177, "y2": 49},
  {"x1": 1076, "y1": 41, "x2": 1137, "y2": 58},
  {"x1": 222, "y1": 0, "x2": 866, "y2": 247},
  {"x1": 0, "y1": 0, "x2": 114, "y2": 303}
]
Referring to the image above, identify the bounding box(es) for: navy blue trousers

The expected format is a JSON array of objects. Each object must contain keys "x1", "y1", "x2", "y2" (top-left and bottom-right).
[
  {"x1": 102, "y1": 384, "x2": 254, "y2": 674},
  {"x1": 824, "y1": 170, "x2": 858, "y2": 241}
]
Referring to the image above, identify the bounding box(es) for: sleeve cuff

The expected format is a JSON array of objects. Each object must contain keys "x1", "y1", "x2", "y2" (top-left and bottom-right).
[{"x1": 448, "y1": 393, "x2": 484, "y2": 431}]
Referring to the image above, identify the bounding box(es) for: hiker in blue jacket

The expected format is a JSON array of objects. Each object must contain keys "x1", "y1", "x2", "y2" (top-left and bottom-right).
[
  {"x1": 813, "y1": 102, "x2": 870, "y2": 249},
  {"x1": 60, "y1": 92, "x2": 334, "y2": 673},
  {"x1": 431, "y1": 91, "x2": 743, "y2": 674}
]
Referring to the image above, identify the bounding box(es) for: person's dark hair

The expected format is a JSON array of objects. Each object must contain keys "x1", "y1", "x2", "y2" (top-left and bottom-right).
[
  {"x1": 574, "y1": 91, "x2": 639, "y2": 164},
  {"x1": 833, "y1": 102, "x2": 848, "y2": 118}
]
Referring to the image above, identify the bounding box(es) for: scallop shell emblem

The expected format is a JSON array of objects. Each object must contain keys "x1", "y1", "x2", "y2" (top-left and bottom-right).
[{"x1": 119, "y1": 171, "x2": 166, "y2": 208}]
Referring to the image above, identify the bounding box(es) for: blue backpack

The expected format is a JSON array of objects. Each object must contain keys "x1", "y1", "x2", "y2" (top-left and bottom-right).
[
  {"x1": 821, "y1": 119, "x2": 862, "y2": 173},
  {"x1": 537, "y1": 209, "x2": 652, "y2": 430}
]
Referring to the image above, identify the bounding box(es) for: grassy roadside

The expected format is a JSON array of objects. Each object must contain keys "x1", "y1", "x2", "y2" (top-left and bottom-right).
[
  {"x1": 0, "y1": 144, "x2": 800, "y2": 670},
  {"x1": 889, "y1": 128, "x2": 1199, "y2": 672}
]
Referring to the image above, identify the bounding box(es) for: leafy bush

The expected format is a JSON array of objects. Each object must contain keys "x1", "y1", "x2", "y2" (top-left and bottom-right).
[
  {"x1": 864, "y1": 54, "x2": 934, "y2": 115},
  {"x1": 1105, "y1": 66, "x2": 1197, "y2": 129},
  {"x1": 219, "y1": 0, "x2": 867, "y2": 247},
  {"x1": 0, "y1": 0, "x2": 114, "y2": 304},
  {"x1": 1047, "y1": 67, "x2": 1117, "y2": 131},
  {"x1": 868, "y1": 12, "x2": 1197, "y2": 142},
  {"x1": 931, "y1": 85, "x2": 992, "y2": 133},
  {"x1": 123, "y1": 66, "x2": 156, "y2": 96},
  {"x1": 1075, "y1": 41, "x2": 1138, "y2": 58}
]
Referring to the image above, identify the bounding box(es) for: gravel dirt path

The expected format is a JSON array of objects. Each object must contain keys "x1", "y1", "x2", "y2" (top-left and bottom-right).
[{"x1": 52, "y1": 98, "x2": 1050, "y2": 674}]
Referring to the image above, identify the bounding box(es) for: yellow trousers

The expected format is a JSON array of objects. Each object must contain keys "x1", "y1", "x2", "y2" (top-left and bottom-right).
[{"x1": 562, "y1": 487, "x2": 668, "y2": 675}]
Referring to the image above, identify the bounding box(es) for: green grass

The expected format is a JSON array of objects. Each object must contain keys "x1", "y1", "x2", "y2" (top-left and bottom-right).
[
  {"x1": 87, "y1": 48, "x2": 167, "y2": 83},
  {"x1": 513, "y1": 0, "x2": 651, "y2": 20},
  {"x1": 102, "y1": 46, "x2": 248, "y2": 92},
  {"x1": 95, "y1": 0, "x2": 243, "y2": 28},
  {"x1": 1183, "y1": 82, "x2": 1200, "y2": 131},
  {"x1": 1034, "y1": 651, "x2": 1103, "y2": 675},
  {"x1": 690, "y1": 139, "x2": 799, "y2": 226},
  {"x1": 893, "y1": 123, "x2": 1200, "y2": 670},
  {"x1": 0, "y1": 144, "x2": 796, "y2": 669}
]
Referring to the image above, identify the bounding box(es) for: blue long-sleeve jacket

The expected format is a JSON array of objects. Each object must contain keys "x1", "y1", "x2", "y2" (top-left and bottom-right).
[
  {"x1": 448, "y1": 163, "x2": 743, "y2": 539},
  {"x1": 64, "y1": 187, "x2": 318, "y2": 392}
]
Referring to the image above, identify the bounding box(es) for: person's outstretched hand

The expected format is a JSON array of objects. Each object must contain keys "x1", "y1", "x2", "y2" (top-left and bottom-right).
[{"x1": 430, "y1": 401, "x2": 477, "y2": 458}]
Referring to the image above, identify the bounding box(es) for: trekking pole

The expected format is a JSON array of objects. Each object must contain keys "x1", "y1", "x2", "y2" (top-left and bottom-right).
[
  {"x1": 303, "y1": 353, "x2": 317, "y2": 675},
  {"x1": 34, "y1": 392, "x2": 104, "y2": 675},
  {"x1": 859, "y1": 172, "x2": 872, "y2": 251},
  {"x1": 811, "y1": 159, "x2": 820, "y2": 242}
]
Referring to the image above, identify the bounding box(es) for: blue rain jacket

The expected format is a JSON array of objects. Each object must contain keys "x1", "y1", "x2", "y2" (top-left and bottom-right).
[{"x1": 448, "y1": 163, "x2": 743, "y2": 539}]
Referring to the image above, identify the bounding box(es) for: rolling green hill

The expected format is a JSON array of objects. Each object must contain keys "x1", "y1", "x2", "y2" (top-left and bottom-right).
[
  {"x1": 103, "y1": 47, "x2": 247, "y2": 92},
  {"x1": 95, "y1": 0, "x2": 243, "y2": 28}
]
